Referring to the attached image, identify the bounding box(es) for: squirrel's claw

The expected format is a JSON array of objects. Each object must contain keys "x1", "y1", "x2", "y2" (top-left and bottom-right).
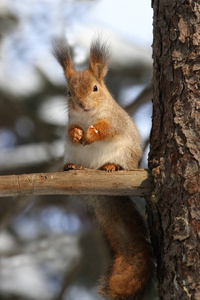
[
  {"x1": 100, "y1": 163, "x2": 122, "y2": 172},
  {"x1": 63, "y1": 163, "x2": 83, "y2": 171}
]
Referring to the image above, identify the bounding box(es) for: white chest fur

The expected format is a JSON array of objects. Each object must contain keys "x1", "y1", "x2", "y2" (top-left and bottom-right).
[
  {"x1": 64, "y1": 135, "x2": 129, "y2": 169},
  {"x1": 64, "y1": 110, "x2": 132, "y2": 169}
]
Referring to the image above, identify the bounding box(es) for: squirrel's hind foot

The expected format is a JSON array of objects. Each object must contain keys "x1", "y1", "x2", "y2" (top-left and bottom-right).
[
  {"x1": 63, "y1": 163, "x2": 83, "y2": 171},
  {"x1": 100, "y1": 163, "x2": 122, "y2": 172}
]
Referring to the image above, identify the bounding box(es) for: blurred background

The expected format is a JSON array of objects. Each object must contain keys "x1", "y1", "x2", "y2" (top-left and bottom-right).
[{"x1": 0, "y1": 0, "x2": 157, "y2": 299}]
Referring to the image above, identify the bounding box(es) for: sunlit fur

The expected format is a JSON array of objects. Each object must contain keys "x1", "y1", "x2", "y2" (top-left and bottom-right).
[{"x1": 53, "y1": 39, "x2": 154, "y2": 300}]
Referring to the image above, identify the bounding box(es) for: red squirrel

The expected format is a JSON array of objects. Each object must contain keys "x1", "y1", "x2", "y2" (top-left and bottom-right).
[{"x1": 53, "y1": 39, "x2": 154, "y2": 300}]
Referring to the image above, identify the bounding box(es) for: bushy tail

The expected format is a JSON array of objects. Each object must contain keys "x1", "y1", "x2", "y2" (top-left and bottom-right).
[
  {"x1": 91, "y1": 196, "x2": 154, "y2": 300},
  {"x1": 100, "y1": 250, "x2": 154, "y2": 300}
]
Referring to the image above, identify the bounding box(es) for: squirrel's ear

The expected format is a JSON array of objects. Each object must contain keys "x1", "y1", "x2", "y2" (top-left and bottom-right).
[
  {"x1": 52, "y1": 40, "x2": 74, "y2": 80},
  {"x1": 89, "y1": 39, "x2": 110, "y2": 81}
]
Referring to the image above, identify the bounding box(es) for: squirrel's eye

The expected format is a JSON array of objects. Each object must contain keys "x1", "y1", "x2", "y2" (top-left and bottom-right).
[
  {"x1": 93, "y1": 85, "x2": 98, "y2": 92},
  {"x1": 68, "y1": 91, "x2": 71, "y2": 97}
]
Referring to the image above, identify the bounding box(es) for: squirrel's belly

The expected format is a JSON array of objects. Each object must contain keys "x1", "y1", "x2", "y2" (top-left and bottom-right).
[{"x1": 64, "y1": 137, "x2": 129, "y2": 169}]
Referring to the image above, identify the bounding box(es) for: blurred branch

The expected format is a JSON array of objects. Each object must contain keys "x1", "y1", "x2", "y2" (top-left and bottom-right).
[
  {"x1": 0, "y1": 140, "x2": 64, "y2": 172},
  {"x1": 0, "y1": 233, "x2": 79, "y2": 259},
  {"x1": 55, "y1": 259, "x2": 83, "y2": 300},
  {"x1": 0, "y1": 169, "x2": 152, "y2": 197},
  {"x1": 125, "y1": 84, "x2": 152, "y2": 115},
  {"x1": 0, "y1": 195, "x2": 31, "y2": 232},
  {"x1": 0, "y1": 233, "x2": 80, "y2": 300}
]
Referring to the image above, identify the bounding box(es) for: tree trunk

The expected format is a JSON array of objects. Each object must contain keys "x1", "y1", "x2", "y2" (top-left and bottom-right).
[{"x1": 148, "y1": 0, "x2": 200, "y2": 299}]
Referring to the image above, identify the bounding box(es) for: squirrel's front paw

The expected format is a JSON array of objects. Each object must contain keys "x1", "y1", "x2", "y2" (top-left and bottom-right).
[
  {"x1": 82, "y1": 125, "x2": 99, "y2": 146},
  {"x1": 68, "y1": 125, "x2": 84, "y2": 144}
]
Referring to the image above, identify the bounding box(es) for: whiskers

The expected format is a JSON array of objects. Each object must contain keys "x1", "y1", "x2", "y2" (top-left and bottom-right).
[{"x1": 38, "y1": 97, "x2": 70, "y2": 126}]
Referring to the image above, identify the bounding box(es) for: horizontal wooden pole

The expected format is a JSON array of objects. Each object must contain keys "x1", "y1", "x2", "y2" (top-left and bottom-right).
[{"x1": 0, "y1": 169, "x2": 152, "y2": 197}]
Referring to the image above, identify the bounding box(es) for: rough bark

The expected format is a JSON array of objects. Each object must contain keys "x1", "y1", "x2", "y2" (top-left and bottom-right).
[
  {"x1": 0, "y1": 169, "x2": 152, "y2": 197},
  {"x1": 148, "y1": 0, "x2": 200, "y2": 299}
]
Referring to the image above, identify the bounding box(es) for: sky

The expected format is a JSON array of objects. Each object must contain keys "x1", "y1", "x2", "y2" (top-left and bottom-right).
[{"x1": 81, "y1": 0, "x2": 153, "y2": 47}]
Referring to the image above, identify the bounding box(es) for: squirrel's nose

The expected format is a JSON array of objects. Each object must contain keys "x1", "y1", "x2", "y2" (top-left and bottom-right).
[{"x1": 79, "y1": 102, "x2": 86, "y2": 109}]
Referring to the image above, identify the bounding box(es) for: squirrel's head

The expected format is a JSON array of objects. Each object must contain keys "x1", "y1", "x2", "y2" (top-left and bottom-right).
[{"x1": 53, "y1": 39, "x2": 111, "y2": 114}]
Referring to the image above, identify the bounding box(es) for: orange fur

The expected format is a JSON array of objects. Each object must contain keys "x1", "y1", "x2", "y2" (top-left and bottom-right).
[
  {"x1": 89, "y1": 38, "x2": 110, "y2": 80},
  {"x1": 52, "y1": 40, "x2": 74, "y2": 79},
  {"x1": 95, "y1": 197, "x2": 154, "y2": 300},
  {"x1": 68, "y1": 124, "x2": 84, "y2": 144},
  {"x1": 82, "y1": 119, "x2": 115, "y2": 145},
  {"x1": 63, "y1": 163, "x2": 76, "y2": 171},
  {"x1": 100, "y1": 163, "x2": 121, "y2": 172},
  {"x1": 53, "y1": 38, "x2": 154, "y2": 300}
]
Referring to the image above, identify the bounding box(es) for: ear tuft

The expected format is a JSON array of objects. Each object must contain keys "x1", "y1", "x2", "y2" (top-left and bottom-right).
[
  {"x1": 89, "y1": 38, "x2": 111, "y2": 81},
  {"x1": 52, "y1": 40, "x2": 74, "y2": 79}
]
